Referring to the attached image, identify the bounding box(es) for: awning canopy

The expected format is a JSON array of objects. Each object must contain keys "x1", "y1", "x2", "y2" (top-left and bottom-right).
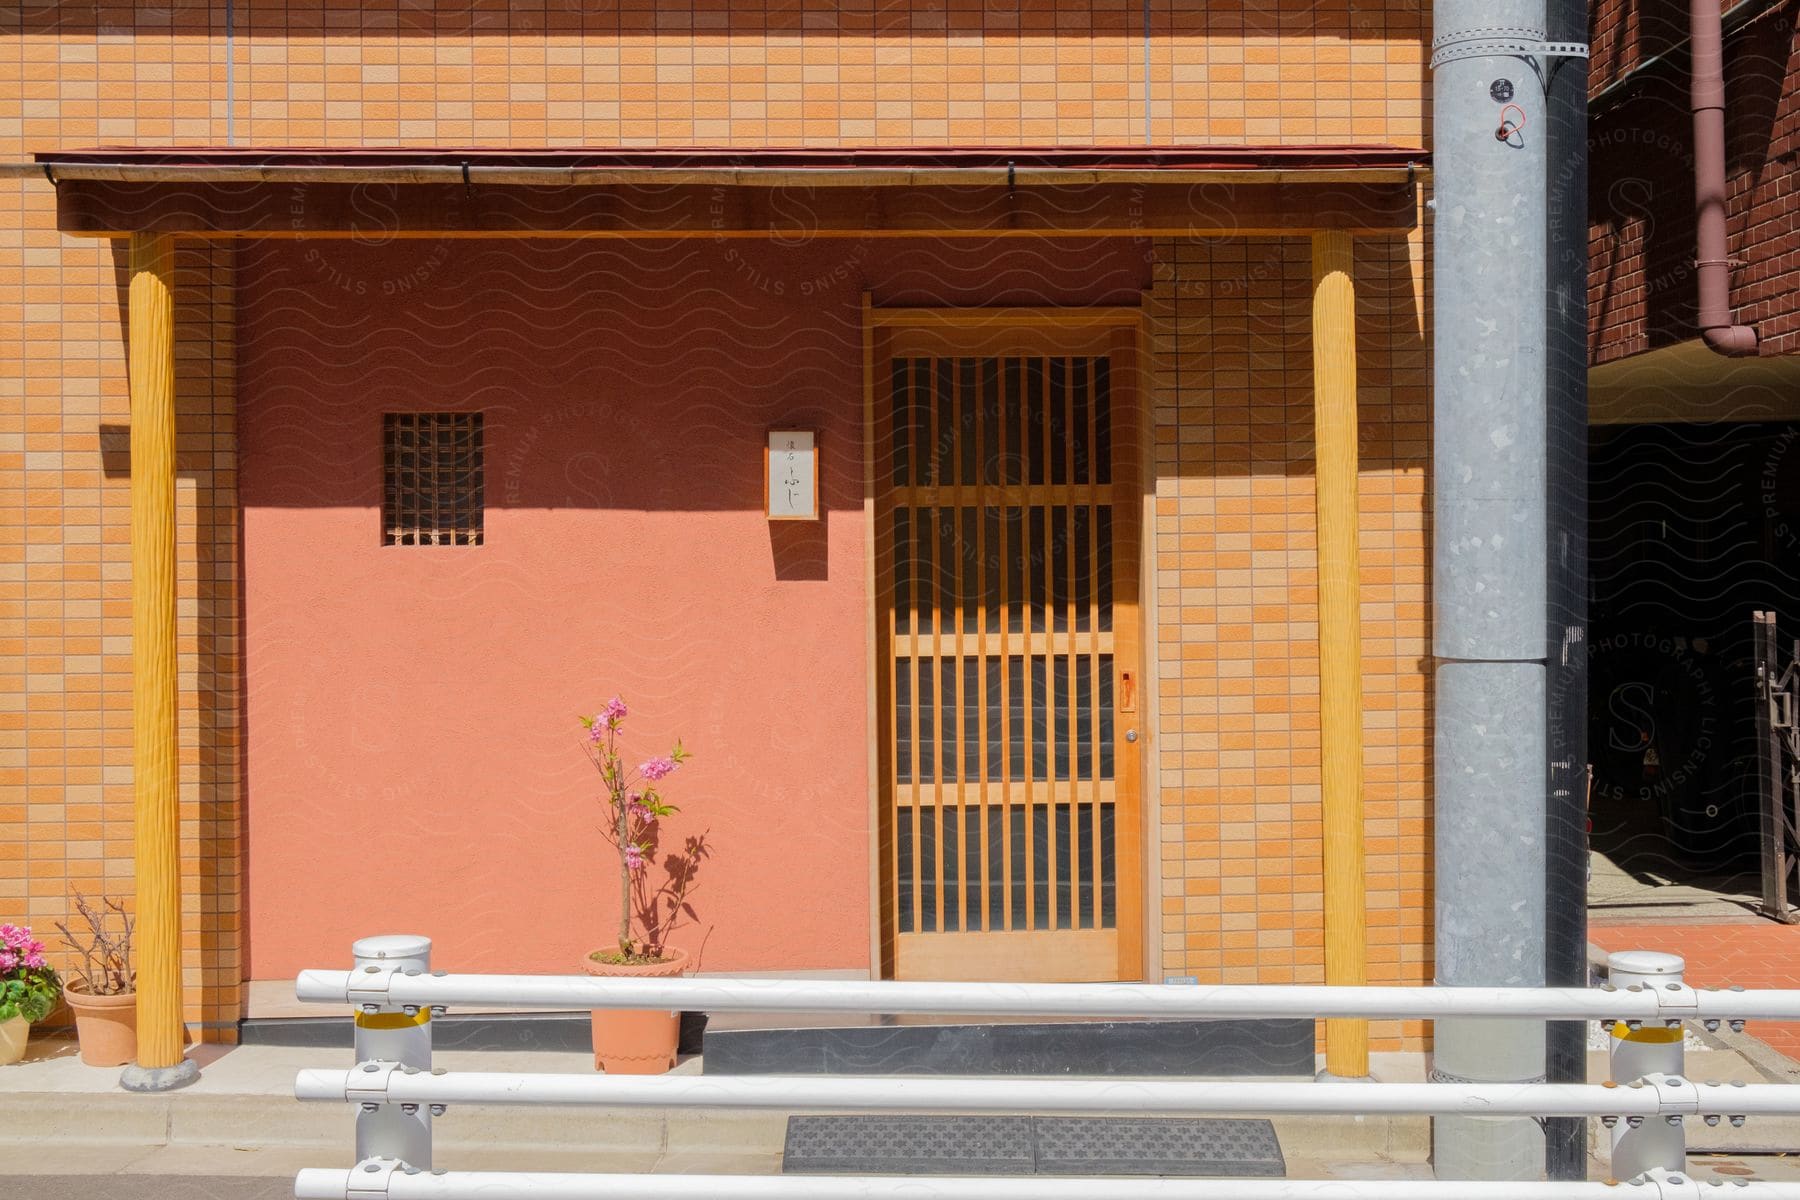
[
  {"x1": 28, "y1": 143, "x2": 1426, "y2": 183},
  {"x1": 11, "y1": 144, "x2": 1428, "y2": 238}
]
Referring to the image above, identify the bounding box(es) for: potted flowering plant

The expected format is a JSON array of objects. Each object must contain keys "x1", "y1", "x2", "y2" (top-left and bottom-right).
[
  {"x1": 55, "y1": 893, "x2": 137, "y2": 1067},
  {"x1": 579, "y1": 697, "x2": 710, "y2": 1074},
  {"x1": 0, "y1": 923, "x2": 59, "y2": 1066}
]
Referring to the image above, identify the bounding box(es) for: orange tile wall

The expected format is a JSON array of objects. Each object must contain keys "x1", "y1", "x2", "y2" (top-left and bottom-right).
[
  {"x1": 1147, "y1": 233, "x2": 1432, "y2": 1051},
  {"x1": 1, "y1": 3, "x2": 1430, "y2": 1045}
]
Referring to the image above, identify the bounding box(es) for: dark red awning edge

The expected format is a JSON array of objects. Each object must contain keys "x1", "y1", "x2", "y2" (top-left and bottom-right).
[{"x1": 37, "y1": 144, "x2": 1427, "y2": 173}]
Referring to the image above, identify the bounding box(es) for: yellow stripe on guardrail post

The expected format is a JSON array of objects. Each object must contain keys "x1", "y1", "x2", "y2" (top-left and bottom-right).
[
  {"x1": 1606, "y1": 950, "x2": 1686, "y2": 1179},
  {"x1": 352, "y1": 935, "x2": 436, "y2": 1169}
]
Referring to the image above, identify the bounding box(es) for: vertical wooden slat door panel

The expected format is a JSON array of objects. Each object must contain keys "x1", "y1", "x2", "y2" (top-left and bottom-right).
[{"x1": 874, "y1": 321, "x2": 1141, "y2": 983}]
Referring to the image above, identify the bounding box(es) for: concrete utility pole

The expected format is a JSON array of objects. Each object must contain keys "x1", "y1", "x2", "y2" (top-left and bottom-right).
[{"x1": 1430, "y1": 0, "x2": 1555, "y2": 1178}]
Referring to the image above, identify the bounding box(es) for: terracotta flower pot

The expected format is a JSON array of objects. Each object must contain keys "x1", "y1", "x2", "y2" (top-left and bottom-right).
[
  {"x1": 63, "y1": 982, "x2": 136, "y2": 1067},
  {"x1": 581, "y1": 946, "x2": 690, "y2": 1074},
  {"x1": 0, "y1": 1015, "x2": 27, "y2": 1066}
]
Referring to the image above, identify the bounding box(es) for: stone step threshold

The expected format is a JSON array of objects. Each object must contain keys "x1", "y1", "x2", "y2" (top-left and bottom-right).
[{"x1": 243, "y1": 1013, "x2": 1319, "y2": 1078}]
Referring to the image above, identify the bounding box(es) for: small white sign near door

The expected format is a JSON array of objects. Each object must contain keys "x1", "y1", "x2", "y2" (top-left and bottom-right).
[{"x1": 766, "y1": 429, "x2": 819, "y2": 521}]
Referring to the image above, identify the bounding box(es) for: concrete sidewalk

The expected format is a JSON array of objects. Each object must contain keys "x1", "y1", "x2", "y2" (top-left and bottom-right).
[
  {"x1": 0, "y1": 1036, "x2": 782, "y2": 1178},
  {"x1": 0, "y1": 1035, "x2": 1431, "y2": 1180},
  {"x1": 1, "y1": 1029, "x2": 1797, "y2": 1184},
  {"x1": 0, "y1": 1177, "x2": 297, "y2": 1199}
]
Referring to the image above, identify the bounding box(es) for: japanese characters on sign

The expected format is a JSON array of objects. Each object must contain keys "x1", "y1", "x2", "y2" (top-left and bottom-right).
[{"x1": 766, "y1": 429, "x2": 819, "y2": 520}]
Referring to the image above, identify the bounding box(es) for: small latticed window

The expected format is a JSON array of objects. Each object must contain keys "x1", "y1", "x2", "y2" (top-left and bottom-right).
[{"x1": 383, "y1": 412, "x2": 484, "y2": 546}]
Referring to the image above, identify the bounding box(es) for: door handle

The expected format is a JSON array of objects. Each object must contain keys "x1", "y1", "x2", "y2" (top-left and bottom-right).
[{"x1": 1126, "y1": 729, "x2": 1138, "y2": 743}]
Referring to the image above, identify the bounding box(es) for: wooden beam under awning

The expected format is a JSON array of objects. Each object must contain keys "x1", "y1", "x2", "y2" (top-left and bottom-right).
[{"x1": 46, "y1": 177, "x2": 1419, "y2": 239}]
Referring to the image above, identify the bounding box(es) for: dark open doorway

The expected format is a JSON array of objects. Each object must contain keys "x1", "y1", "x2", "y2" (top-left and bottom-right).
[{"x1": 1587, "y1": 421, "x2": 1800, "y2": 921}]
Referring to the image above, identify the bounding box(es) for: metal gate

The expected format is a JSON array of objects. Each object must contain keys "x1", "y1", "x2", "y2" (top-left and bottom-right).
[{"x1": 1753, "y1": 609, "x2": 1800, "y2": 922}]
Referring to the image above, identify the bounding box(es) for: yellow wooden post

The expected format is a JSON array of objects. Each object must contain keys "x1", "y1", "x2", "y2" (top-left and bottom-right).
[
  {"x1": 121, "y1": 233, "x2": 197, "y2": 1092},
  {"x1": 1311, "y1": 230, "x2": 1369, "y2": 1079}
]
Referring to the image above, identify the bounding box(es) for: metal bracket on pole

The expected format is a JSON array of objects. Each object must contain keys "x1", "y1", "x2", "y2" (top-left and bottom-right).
[
  {"x1": 1648, "y1": 983, "x2": 1700, "y2": 1027},
  {"x1": 343, "y1": 1061, "x2": 403, "y2": 1107},
  {"x1": 343, "y1": 1158, "x2": 400, "y2": 1200},
  {"x1": 1634, "y1": 1168, "x2": 1726, "y2": 1198},
  {"x1": 345, "y1": 966, "x2": 399, "y2": 1010},
  {"x1": 1640, "y1": 1072, "x2": 1701, "y2": 1118},
  {"x1": 1429, "y1": 29, "x2": 1590, "y2": 69}
]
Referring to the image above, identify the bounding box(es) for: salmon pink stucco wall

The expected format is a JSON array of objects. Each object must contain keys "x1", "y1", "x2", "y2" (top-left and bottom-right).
[{"x1": 238, "y1": 236, "x2": 1152, "y2": 981}]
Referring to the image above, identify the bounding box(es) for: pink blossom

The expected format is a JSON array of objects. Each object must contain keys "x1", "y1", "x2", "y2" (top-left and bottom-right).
[
  {"x1": 588, "y1": 697, "x2": 629, "y2": 742},
  {"x1": 623, "y1": 844, "x2": 647, "y2": 873},
  {"x1": 639, "y1": 756, "x2": 678, "y2": 782},
  {"x1": 628, "y1": 801, "x2": 651, "y2": 820},
  {"x1": 0, "y1": 924, "x2": 45, "y2": 972}
]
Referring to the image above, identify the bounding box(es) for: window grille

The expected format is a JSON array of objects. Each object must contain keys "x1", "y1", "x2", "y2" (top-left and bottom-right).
[{"x1": 382, "y1": 412, "x2": 484, "y2": 546}]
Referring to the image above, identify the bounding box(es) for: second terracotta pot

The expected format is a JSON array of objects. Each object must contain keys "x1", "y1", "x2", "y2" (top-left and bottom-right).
[
  {"x1": 580, "y1": 946, "x2": 690, "y2": 1074},
  {"x1": 62, "y1": 982, "x2": 137, "y2": 1068}
]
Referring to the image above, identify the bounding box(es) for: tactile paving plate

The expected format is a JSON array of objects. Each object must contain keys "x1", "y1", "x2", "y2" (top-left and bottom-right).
[
  {"x1": 1035, "y1": 1116, "x2": 1286, "y2": 1176},
  {"x1": 783, "y1": 1116, "x2": 1034, "y2": 1175},
  {"x1": 783, "y1": 1115, "x2": 1285, "y2": 1177}
]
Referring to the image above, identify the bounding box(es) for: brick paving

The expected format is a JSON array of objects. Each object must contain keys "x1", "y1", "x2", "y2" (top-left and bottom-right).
[{"x1": 1591, "y1": 922, "x2": 1800, "y2": 1062}]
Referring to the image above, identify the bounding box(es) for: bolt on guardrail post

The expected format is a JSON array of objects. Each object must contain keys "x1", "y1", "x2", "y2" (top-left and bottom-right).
[
  {"x1": 1607, "y1": 950, "x2": 1686, "y2": 1179},
  {"x1": 352, "y1": 935, "x2": 434, "y2": 1170}
]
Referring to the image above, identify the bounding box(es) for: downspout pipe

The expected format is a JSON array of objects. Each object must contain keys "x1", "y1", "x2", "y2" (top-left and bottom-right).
[{"x1": 1692, "y1": 0, "x2": 1759, "y2": 355}]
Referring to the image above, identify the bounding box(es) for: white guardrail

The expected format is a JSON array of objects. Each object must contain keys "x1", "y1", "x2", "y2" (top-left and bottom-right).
[{"x1": 291, "y1": 936, "x2": 1800, "y2": 1200}]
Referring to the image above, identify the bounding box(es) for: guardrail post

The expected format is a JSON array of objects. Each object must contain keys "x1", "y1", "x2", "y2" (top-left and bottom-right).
[
  {"x1": 1607, "y1": 950, "x2": 1686, "y2": 1179},
  {"x1": 352, "y1": 934, "x2": 434, "y2": 1170}
]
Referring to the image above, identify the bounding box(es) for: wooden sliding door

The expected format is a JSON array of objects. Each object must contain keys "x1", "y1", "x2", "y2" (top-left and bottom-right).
[{"x1": 872, "y1": 314, "x2": 1143, "y2": 983}]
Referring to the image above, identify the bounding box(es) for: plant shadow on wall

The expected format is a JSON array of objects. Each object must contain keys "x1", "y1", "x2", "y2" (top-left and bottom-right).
[{"x1": 579, "y1": 697, "x2": 712, "y2": 1075}]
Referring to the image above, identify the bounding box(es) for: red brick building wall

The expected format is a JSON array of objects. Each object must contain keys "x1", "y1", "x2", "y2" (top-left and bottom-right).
[{"x1": 1588, "y1": 0, "x2": 1800, "y2": 362}]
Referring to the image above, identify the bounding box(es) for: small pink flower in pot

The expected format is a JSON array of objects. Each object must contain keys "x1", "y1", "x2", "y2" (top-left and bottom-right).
[{"x1": 578, "y1": 702, "x2": 709, "y2": 964}]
